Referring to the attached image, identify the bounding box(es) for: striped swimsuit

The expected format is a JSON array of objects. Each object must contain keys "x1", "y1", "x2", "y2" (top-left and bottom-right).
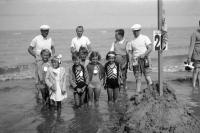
[
  {"x1": 73, "y1": 65, "x2": 86, "y2": 89},
  {"x1": 105, "y1": 63, "x2": 119, "y2": 89}
]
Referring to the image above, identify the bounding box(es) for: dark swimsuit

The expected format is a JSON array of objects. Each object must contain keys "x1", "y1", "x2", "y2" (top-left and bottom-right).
[
  {"x1": 73, "y1": 65, "x2": 87, "y2": 95},
  {"x1": 105, "y1": 62, "x2": 119, "y2": 89}
]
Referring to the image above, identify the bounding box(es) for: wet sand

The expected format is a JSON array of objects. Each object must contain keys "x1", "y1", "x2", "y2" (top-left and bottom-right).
[{"x1": 0, "y1": 72, "x2": 200, "y2": 133}]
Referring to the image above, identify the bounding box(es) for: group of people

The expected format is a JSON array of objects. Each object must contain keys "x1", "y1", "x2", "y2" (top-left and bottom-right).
[{"x1": 28, "y1": 24, "x2": 154, "y2": 109}]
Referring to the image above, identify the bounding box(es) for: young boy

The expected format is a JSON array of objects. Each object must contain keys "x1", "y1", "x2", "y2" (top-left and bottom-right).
[
  {"x1": 36, "y1": 49, "x2": 51, "y2": 104},
  {"x1": 69, "y1": 52, "x2": 89, "y2": 107},
  {"x1": 79, "y1": 46, "x2": 90, "y2": 67}
]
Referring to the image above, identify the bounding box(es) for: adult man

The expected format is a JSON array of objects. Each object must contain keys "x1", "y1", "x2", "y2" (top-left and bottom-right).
[
  {"x1": 187, "y1": 20, "x2": 200, "y2": 92},
  {"x1": 70, "y1": 26, "x2": 91, "y2": 54},
  {"x1": 127, "y1": 24, "x2": 153, "y2": 93},
  {"x1": 110, "y1": 29, "x2": 129, "y2": 89},
  {"x1": 28, "y1": 25, "x2": 55, "y2": 84}
]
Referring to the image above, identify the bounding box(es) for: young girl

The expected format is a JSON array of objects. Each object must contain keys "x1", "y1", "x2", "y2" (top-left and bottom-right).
[
  {"x1": 87, "y1": 51, "x2": 104, "y2": 106},
  {"x1": 79, "y1": 46, "x2": 90, "y2": 67},
  {"x1": 104, "y1": 51, "x2": 122, "y2": 103},
  {"x1": 69, "y1": 52, "x2": 89, "y2": 107},
  {"x1": 36, "y1": 49, "x2": 51, "y2": 104},
  {"x1": 45, "y1": 55, "x2": 67, "y2": 110}
]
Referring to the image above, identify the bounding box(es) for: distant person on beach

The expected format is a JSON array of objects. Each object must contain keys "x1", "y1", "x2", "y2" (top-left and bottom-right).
[
  {"x1": 127, "y1": 24, "x2": 153, "y2": 93},
  {"x1": 187, "y1": 20, "x2": 200, "y2": 91},
  {"x1": 70, "y1": 26, "x2": 91, "y2": 54},
  {"x1": 45, "y1": 55, "x2": 67, "y2": 110},
  {"x1": 36, "y1": 49, "x2": 51, "y2": 104},
  {"x1": 79, "y1": 46, "x2": 90, "y2": 67},
  {"x1": 87, "y1": 51, "x2": 104, "y2": 106},
  {"x1": 110, "y1": 29, "x2": 129, "y2": 90},
  {"x1": 69, "y1": 52, "x2": 89, "y2": 107},
  {"x1": 28, "y1": 25, "x2": 55, "y2": 92},
  {"x1": 104, "y1": 51, "x2": 122, "y2": 103}
]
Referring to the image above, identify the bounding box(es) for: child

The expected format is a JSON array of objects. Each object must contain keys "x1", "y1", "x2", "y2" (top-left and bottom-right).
[
  {"x1": 104, "y1": 51, "x2": 122, "y2": 103},
  {"x1": 45, "y1": 55, "x2": 67, "y2": 110},
  {"x1": 69, "y1": 52, "x2": 89, "y2": 107},
  {"x1": 79, "y1": 46, "x2": 90, "y2": 67},
  {"x1": 87, "y1": 51, "x2": 104, "y2": 106},
  {"x1": 36, "y1": 49, "x2": 51, "y2": 104}
]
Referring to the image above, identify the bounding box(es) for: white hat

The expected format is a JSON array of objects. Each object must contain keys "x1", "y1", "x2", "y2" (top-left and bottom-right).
[
  {"x1": 40, "y1": 25, "x2": 50, "y2": 30},
  {"x1": 131, "y1": 24, "x2": 142, "y2": 31}
]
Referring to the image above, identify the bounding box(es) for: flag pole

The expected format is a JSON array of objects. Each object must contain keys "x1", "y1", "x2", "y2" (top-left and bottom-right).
[{"x1": 158, "y1": 0, "x2": 163, "y2": 96}]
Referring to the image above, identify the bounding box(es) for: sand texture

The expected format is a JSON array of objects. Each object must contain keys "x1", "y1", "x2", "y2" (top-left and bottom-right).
[{"x1": 123, "y1": 82, "x2": 200, "y2": 133}]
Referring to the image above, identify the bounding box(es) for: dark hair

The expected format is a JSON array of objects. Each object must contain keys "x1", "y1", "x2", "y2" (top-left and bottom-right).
[
  {"x1": 76, "y1": 26, "x2": 84, "y2": 31},
  {"x1": 40, "y1": 49, "x2": 51, "y2": 57},
  {"x1": 89, "y1": 51, "x2": 101, "y2": 61},
  {"x1": 79, "y1": 46, "x2": 89, "y2": 56},
  {"x1": 72, "y1": 51, "x2": 80, "y2": 60},
  {"x1": 199, "y1": 20, "x2": 200, "y2": 26},
  {"x1": 115, "y1": 29, "x2": 124, "y2": 37},
  {"x1": 106, "y1": 51, "x2": 116, "y2": 60}
]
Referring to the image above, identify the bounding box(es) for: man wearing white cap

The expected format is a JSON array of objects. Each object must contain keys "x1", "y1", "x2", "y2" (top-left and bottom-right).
[
  {"x1": 127, "y1": 24, "x2": 153, "y2": 93},
  {"x1": 70, "y1": 26, "x2": 91, "y2": 54},
  {"x1": 28, "y1": 25, "x2": 55, "y2": 85}
]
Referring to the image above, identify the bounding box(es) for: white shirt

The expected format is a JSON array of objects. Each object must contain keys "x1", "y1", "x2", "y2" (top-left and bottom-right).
[
  {"x1": 30, "y1": 35, "x2": 54, "y2": 57},
  {"x1": 71, "y1": 36, "x2": 91, "y2": 52},
  {"x1": 127, "y1": 34, "x2": 151, "y2": 57}
]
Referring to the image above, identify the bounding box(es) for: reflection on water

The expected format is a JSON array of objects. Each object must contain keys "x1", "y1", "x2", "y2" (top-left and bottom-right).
[{"x1": 0, "y1": 79, "x2": 200, "y2": 133}]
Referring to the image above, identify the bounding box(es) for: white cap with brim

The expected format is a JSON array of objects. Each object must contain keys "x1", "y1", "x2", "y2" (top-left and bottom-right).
[
  {"x1": 40, "y1": 25, "x2": 50, "y2": 30},
  {"x1": 131, "y1": 24, "x2": 142, "y2": 31}
]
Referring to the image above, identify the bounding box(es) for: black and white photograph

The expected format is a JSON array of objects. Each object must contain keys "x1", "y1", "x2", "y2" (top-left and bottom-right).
[{"x1": 0, "y1": 0, "x2": 200, "y2": 132}]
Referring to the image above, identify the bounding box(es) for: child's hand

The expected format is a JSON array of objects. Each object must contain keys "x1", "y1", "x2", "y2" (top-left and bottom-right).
[
  {"x1": 61, "y1": 90, "x2": 66, "y2": 95},
  {"x1": 50, "y1": 85, "x2": 56, "y2": 92},
  {"x1": 36, "y1": 83, "x2": 45, "y2": 89},
  {"x1": 77, "y1": 88, "x2": 82, "y2": 93}
]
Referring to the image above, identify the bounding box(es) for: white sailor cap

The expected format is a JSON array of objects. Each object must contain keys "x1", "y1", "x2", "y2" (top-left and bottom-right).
[
  {"x1": 131, "y1": 24, "x2": 142, "y2": 31},
  {"x1": 40, "y1": 25, "x2": 50, "y2": 30}
]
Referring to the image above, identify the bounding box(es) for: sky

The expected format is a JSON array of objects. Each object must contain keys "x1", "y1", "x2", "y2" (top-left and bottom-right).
[{"x1": 0, "y1": 0, "x2": 199, "y2": 30}]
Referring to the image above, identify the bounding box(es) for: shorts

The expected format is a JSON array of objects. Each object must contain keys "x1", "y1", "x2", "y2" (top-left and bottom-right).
[
  {"x1": 105, "y1": 78, "x2": 119, "y2": 89},
  {"x1": 115, "y1": 54, "x2": 128, "y2": 79},
  {"x1": 193, "y1": 60, "x2": 200, "y2": 68},
  {"x1": 133, "y1": 57, "x2": 152, "y2": 79}
]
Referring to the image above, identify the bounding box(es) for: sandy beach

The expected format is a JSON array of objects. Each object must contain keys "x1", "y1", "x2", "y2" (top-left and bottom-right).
[{"x1": 0, "y1": 70, "x2": 199, "y2": 133}]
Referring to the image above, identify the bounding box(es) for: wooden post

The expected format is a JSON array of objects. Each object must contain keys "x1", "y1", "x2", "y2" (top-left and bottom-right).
[{"x1": 158, "y1": 0, "x2": 163, "y2": 96}]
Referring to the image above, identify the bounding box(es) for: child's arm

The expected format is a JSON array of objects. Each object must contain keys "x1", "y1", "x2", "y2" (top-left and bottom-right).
[
  {"x1": 61, "y1": 68, "x2": 67, "y2": 94},
  {"x1": 84, "y1": 67, "x2": 89, "y2": 85},
  {"x1": 188, "y1": 32, "x2": 196, "y2": 62},
  {"x1": 45, "y1": 68, "x2": 54, "y2": 90},
  {"x1": 100, "y1": 64, "x2": 105, "y2": 85},
  {"x1": 68, "y1": 67, "x2": 77, "y2": 88},
  {"x1": 118, "y1": 66, "x2": 123, "y2": 86}
]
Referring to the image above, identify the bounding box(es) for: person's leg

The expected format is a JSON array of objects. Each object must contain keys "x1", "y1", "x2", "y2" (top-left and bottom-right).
[
  {"x1": 43, "y1": 86, "x2": 50, "y2": 106},
  {"x1": 35, "y1": 62, "x2": 40, "y2": 95},
  {"x1": 88, "y1": 85, "x2": 94, "y2": 105},
  {"x1": 80, "y1": 91, "x2": 86, "y2": 106},
  {"x1": 136, "y1": 79, "x2": 142, "y2": 93},
  {"x1": 107, "y1": 88, "x2": 113, "y2": 103},
  {"x1": 57, "y1": 101, "x2": 61, "y2": 110},
  {"x1": 197, "y1": 68, "x2": 200, "y2": 90},
  {"x1": 144, "y1": 67, "x2": 153, "y2": 88},
  {"x1": 113, "y1": 87, "x2": 119, "y2": 103},
  {"x1": 74, "y1": 93, "x2": 80, "y2": 107},
  {"x1": 133, "y1": 65, "x2": 142, "y2": 93},
  {"x1": 193, "y1": 68, "x2": 198, "y2": 90},
  {"x1": 94, "y1": 85, "x2": 101, "y2": 106}
]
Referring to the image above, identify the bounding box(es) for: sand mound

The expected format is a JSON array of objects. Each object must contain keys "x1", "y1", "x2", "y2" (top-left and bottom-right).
[{"x1": 124, "y1": 83, "x2": 200, "y2": 133}]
